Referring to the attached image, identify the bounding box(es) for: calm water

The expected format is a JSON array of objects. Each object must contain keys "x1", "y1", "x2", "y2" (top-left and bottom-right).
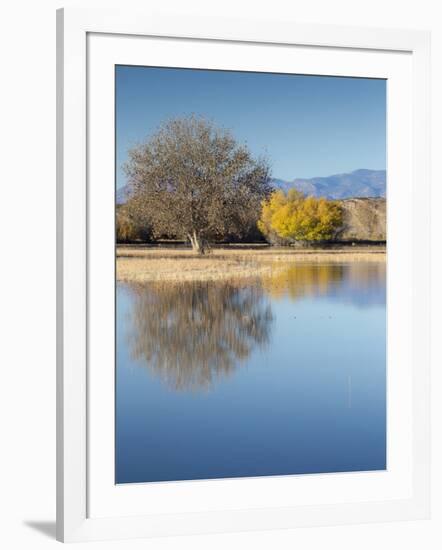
[{"x1": 116, "y1": 262, "x2": 386, "y2": 484}]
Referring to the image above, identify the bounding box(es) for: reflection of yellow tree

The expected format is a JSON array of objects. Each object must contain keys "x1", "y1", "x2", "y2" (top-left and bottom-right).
[
  {"x1": 127, "y1": 280, "x2": 273, "y2": 391},
  {"x1": 262, "y1": 261, "x2": 386, "y2": 305},
  {"x1": 262, "y1": 263, "x2": 345, "y2": 300}
]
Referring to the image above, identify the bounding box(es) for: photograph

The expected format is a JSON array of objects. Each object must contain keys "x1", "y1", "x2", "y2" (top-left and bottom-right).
[{"x1": 115, "y1": 66, "x2": 387, "y2": 484}]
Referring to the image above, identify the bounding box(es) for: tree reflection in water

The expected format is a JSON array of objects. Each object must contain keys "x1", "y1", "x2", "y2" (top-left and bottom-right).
[
  {"x1": 262, "y1": 261, "x2": 386, "y2": 307},
  {"x1": 127, "y1": 280, "x2": 274, "y2": 391},
  {"x1": 262, "y1": 263, "x2": 345, "y2": 300},
  {"x1": 125, "y1": 261, "x2": 385, "y2": 391}
]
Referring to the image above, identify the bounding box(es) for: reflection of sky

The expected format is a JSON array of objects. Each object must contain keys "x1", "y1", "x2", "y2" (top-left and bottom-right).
[
  {"x1": 324, "y1": 283, "x2": 385, "y2": 308},
  {"x1": 116, "y1": 261, "x2": 386, "y2": 484},
  {"x1": 315, "y1": 265, "x2": 386, "y2": 308}
]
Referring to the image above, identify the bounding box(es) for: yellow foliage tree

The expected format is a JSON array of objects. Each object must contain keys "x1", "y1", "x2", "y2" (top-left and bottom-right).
[
  {"x1": 258, "y1": 189, "x2": 343, "y2": 244},
  {"x1": 258, "y1": 189, "x2": 299, "y2": 244}
]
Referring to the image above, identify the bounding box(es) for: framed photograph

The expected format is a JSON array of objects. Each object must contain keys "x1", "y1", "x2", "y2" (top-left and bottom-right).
[{"x1": 57, "y1": 7, "x2": 431, "y2": 543}]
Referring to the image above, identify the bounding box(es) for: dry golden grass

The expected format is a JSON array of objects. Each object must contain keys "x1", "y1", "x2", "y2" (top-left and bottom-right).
[
  {"x1": 116, "y1": 245, "x2": 386, "y2": 282},
  {"x1": 117, "y1": 257, "x2": 277, "y2": 282}
]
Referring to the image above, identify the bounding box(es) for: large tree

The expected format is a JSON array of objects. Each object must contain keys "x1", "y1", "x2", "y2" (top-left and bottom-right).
[{"x1": 124, "y1": 116, "x2": 272, "y2": 253}]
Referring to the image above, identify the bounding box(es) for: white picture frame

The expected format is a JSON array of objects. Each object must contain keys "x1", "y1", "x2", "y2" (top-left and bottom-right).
[{"x1": 56, "y1": 7, "x2": 431, "y2": 543}]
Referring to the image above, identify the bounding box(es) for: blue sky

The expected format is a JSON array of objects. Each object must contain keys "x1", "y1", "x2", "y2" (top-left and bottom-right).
[{"x1": 116, "y1": 66, "x2": 386, "y2": 189}]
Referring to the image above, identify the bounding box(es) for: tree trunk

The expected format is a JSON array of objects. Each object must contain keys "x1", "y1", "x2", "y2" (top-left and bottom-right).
[{"x1": 188, "y1": 230, "x2": 205, "y2": 255}]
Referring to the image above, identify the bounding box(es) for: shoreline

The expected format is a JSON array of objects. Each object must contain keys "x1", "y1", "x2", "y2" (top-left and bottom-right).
[{"x1": 116, "y1": 245, "x2": 386, "y2": 283}]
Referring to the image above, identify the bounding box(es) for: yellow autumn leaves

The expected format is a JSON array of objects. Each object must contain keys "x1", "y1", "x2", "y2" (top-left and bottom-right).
[{"x1": 258, "y1": 189, "x2": 343, "y2": 244}]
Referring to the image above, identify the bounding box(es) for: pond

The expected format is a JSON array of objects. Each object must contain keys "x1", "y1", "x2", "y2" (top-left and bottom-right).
[{"x1": 116, "y1": 261, "x2": 386, "y2": 483}]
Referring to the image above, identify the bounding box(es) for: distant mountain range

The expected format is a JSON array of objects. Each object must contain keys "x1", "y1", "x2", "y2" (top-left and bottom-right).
[
  {"x1": 116, "y1": 169, "x2": 386, "y2": 204},
  {"x1": 272, "y1": 169, "x2": 386, "y2": 199}
]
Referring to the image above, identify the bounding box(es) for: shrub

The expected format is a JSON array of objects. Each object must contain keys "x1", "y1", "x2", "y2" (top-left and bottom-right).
[{"x1": 116, "y1": 204, "x2": 151, "y2": 243}]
